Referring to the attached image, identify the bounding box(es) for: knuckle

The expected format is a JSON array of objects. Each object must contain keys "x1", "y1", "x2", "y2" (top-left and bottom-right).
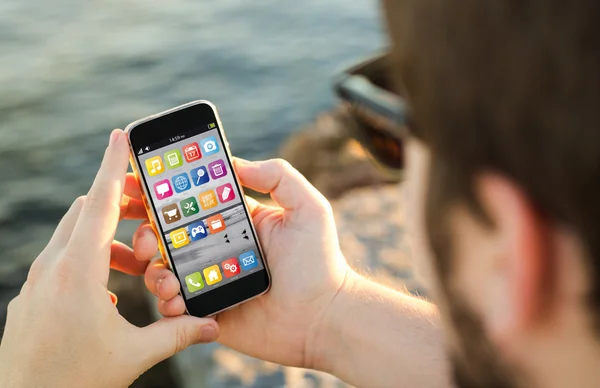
[
  {"x1": 74, "y1": 195, "x2": 87, "y2": 208},
  {"x1": 86, "y1": 191, "x2": 119, "y2": 215},
  {"x1": 272, "y1": 158, "x2": 293, "y2": 173},
  {"x1": 51, "y1": 254, "x2": 77, "y2": 289},
  {"x1": 317, "y1": 196, "x2": 333, "y2": 214},
  {"x1": 174, "y1": 324, "x2": 190, "y2": 354},
  {"x1": 7, "y1": 294, "x2": 20, "y2": 313},
  {"x1": 27, "y1": 259, "x2": 43, "y2": 284},
  {"x1": 309, "y1": 197, "x2": 334, "y2": 221},
  {"x1": 84, "y1": 192, "x2": 104, "y2": 210}
]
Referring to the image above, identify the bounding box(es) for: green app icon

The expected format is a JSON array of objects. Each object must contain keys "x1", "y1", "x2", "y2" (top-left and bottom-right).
[
  {"x1": 180, "y1": 197, "x2": 199, "y2": 217},
  {"x1": 185, "y1": 272, "x2": 204, "y2": 292},
  {"x1": 164, "y1": 149, "x2": 183, "y2": 169}
]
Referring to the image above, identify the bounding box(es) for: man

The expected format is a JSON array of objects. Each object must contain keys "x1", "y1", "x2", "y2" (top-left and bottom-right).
[{"x1": 1, "y1": 0, "x2": 598, "y2": 387}]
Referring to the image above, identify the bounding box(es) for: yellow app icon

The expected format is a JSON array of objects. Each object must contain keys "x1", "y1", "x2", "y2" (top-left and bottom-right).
[
  {"x1": 203, "y1": 265, "x2": 223, "y2": 285},
  {"x1": 170, "y1": 228, "x2": 189, "y2": 249},
  {"x1": 145, "y1": 156, "x2": 164, "y2": 176},
  {"x1": 198, "y1": 190, "x2": 218, "y2": 210}
]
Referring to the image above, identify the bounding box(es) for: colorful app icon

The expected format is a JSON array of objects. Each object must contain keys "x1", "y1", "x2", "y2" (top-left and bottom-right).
[
  {"x1": 190, "y1": 166, "x2": 210, "y2": 186},
  {"x1": 183, "y1": 142, "x2": 201, "y2": 163},
  {"x1": 198, "y1": 190, "x2": 218, "y2": 210},
  {"x1": 172, "y1": 172, "x2": 191, "y2": 193},
  {"x1": 145, "y1": 156, "x2": 164, "y2": 176},
  {"x1": 164, "y1": 149, "x2": 183, "y2": 169},
  {"x1": 207, "y1": 214, "x2": 226, "y2": 234},
  {"x1": 221, "y1": 258, "x2": 241, "y2": 278},
  {"x1": 208, "y1": 159, "x2": 227, "y2": 180},
  {"x1": 188, "y1": 220, "x2": 208, "y2": 241},
  {"x1": 203, "y1": 265, "x2": 223, "y2": 286},
  {"x1": 161, "y1": 204, "x2": 181, "y2": 224},
  {"x1": 180, "y1": 197, "x2": 199, "y2": 217},
  {"x1": 170, "y1": 228, "x2": 189, "y2": 249},
  {"x1": 185, "y1": 272, "x2": 204, "y2": 292},
  {"x1": 239, "y1": 250, "x2": 258, "y2": 271},
  {"x1": 153, "y1": 179, "x2": 173, "y2": 200},
  {"x1": 216, "y1": 183, "x2": 235, "y2": 204},
  {"x1": 200, "y1": 136, "x2": 220, "y2": 156}
]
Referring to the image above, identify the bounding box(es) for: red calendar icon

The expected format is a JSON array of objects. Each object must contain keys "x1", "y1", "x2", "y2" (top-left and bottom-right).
[{"x1": 183, "y1": 142, "x2": 201, "y2": 162}]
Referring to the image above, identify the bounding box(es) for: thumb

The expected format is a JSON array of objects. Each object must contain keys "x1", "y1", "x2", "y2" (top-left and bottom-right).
[
  {"x1": 138, "y1": 316, "x2": 219, "y2": 366},
  {"x1": 233, "y1": 157, "x2": 329, "y2": 214}
]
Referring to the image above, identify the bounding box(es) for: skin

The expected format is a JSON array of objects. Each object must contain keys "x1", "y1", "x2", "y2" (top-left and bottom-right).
[
  {"x1": 1, "y1": 132, "x2": 598, "y2": 387},
  {"x1": 147, "y1": 139, "x2": 600, "y2": 387},
  {"x1": 145, "y1": 156, "x2": 451, "y2": 387},
  {"x1": 0, "y1": 130, "x2": 219, "y2": 388}
]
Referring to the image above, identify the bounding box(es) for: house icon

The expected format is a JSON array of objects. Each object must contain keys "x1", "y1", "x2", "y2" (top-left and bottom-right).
[{"x1": 208, "y1": 270, "x2": 219, "y2": 282}]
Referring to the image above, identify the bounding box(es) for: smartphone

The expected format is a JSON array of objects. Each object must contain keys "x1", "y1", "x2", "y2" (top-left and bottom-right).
[{"x1": 126, "y1": 100, "x2": 270, "y2": 317}]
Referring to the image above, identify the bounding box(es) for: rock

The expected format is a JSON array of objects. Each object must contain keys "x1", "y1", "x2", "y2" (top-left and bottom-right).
[{"x1": 277, "y1": 106, "x2": 399, "y2": 199}]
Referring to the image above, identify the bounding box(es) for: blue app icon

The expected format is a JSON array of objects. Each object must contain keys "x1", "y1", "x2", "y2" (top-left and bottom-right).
[
  {"x1": 239, "y1": 250, "x2": 258, "y2": 271},
  {"x1": 200, "y1": 136, "x2": 220, "y2": 156},
  {"x1": 190, "y1": 166, "x2": 210, "y2": 186},
  {"x1": 171, "y1": 173, "x2": 191, "y2": 193},
  {"x1": 188, "y1": 221, "x2": 208, "y2": 242}
]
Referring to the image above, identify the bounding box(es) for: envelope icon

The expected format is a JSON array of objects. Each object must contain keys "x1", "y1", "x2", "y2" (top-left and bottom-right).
[{"x1": 239, "y1": 250, "x2": 258, "y2": 270}]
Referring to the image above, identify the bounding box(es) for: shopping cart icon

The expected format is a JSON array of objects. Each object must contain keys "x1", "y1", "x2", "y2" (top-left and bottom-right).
[{"x1": 161, "y1": 204, "x2": 181, "y2": 224}]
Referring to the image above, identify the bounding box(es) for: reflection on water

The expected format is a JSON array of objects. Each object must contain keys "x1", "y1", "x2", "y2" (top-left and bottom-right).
[
  {"x1": 0, "y1": 1, "x2": 382, "y2": 386},
  {"x1": 0, "y1": 0, "x2": 383, "y2": 156},
  {"x1": 0, "y1": 0, "x2": 383, "y2": 262}
]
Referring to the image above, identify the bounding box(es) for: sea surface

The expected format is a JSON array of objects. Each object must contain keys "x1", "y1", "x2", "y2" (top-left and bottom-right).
[
  {"x1": 0, "y1": 1, "x2": 383, "y2": 386},
  {"x1": 0, "y1": 0, "x2": 384, "y2": 275},
  {"x1": 0, "y1": 0, "x2": 384, "y2": 157}
]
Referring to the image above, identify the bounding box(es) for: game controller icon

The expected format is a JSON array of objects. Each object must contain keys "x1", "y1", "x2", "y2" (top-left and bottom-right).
[{"x1": 188, "y1": 221, "x2": 208, "y2": 241}]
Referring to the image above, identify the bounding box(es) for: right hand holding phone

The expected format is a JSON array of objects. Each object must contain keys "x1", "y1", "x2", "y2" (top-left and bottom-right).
[{"x1": 144, "y1": 158, "x2": 350, "y2": 368}]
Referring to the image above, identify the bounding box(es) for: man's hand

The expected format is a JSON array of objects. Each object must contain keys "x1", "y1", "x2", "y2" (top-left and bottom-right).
[
  {"x1": 144, "y1": 158, "x2": 350, "y2": 368},
  {"x1": 0, "y1": 130, "x2": 219, "y2": 388},
  {"x1": 144, "y1": 157, "x2": 450, "y2": 387}
]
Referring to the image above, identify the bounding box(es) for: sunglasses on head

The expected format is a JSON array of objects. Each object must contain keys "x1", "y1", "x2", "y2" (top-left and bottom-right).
[{"x1": 333, "y1": 53, "x2": 408, "y2": 178}]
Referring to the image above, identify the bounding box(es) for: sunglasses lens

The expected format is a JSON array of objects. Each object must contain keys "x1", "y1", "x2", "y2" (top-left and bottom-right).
[
  {"x1": 358, "y1": 120, "x2": 403, "y2": 170},
  {"x1": 368, "y1": 129, "x2": 403, "y2": 170},
  {"x1": 343, "y1": 103, "x2": 405, "y2": 172}
]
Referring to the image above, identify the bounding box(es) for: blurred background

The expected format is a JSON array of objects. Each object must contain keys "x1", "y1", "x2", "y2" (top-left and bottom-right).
[{"x1": 0, "y1": 0, "x2": 421, "y2": 386}]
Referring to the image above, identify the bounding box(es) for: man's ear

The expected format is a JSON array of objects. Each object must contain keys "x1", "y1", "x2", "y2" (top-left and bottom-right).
[{"x1": 474, "y1": 173, "x2": 550, "y2": 347}]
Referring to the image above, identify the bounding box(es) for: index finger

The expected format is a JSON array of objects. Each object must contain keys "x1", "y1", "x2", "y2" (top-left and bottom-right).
[{"x1": 65, "y1": 129, "x2": 130, "y2": 277}]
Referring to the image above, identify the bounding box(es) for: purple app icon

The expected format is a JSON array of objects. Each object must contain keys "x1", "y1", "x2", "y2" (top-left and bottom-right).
[{"x1": 208, "y1": 159, "x2": 227, "y2": 180}]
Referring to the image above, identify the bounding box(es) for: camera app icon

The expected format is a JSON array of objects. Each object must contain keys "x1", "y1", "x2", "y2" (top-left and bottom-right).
[{"x1": 200, "y1": 136, "x2": 220, "y2": 156}]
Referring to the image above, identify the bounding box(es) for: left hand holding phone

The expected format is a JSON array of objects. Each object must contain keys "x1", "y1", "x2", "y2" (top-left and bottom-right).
[{"x1": 0, "y1": 129, "x2": 219, "y2": 388}]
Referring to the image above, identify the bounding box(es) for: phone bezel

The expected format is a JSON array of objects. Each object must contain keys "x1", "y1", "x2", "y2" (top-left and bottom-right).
[{"x1": 125, "y1": 100, "x2": 270, "y2": 317}]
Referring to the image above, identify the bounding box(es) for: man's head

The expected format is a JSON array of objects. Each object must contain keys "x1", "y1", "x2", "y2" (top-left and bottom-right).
[{"x1": 383, "y1": 0, "x2": 600, "y2": 386}]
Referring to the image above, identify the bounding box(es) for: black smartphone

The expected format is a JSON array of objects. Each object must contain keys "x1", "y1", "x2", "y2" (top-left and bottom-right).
[{"x1": 126, "y1": 100, "x2": 270, "y2": 317}]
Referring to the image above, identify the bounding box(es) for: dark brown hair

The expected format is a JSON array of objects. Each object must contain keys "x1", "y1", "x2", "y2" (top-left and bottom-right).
[{"x1": 384, "y1": 0, "x2": 600, "y2": 324}]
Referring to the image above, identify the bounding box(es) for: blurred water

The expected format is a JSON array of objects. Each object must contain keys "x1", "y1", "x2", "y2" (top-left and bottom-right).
[
  {"x1": 0, "y1": 0, "x2": 384, "y2": 157},
  {"x1": 0, "y1": 0, "x2": 383, "y2": 277},
  {"x1": 0, "y1": 2, "x2": 383, "y2": 386}
]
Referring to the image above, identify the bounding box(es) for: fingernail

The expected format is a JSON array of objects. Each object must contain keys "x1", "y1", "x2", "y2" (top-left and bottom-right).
[
  {"x1": 198, "y1": 325, "x2": 217, "y2": 343},
  {"x1": 108, "y1": 291, "x2": 118, "y2": 306},
  {"x1": 156, "y1": 277, "x2": 164, "y2": 295},
  {"x1": 109, "y1": 129, "x2": 122, "y2": 146}
]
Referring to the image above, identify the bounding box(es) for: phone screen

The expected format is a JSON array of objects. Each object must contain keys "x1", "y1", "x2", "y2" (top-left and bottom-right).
[{"x1": 130, "y1": 105, "x2": 266, "y2": 308}]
